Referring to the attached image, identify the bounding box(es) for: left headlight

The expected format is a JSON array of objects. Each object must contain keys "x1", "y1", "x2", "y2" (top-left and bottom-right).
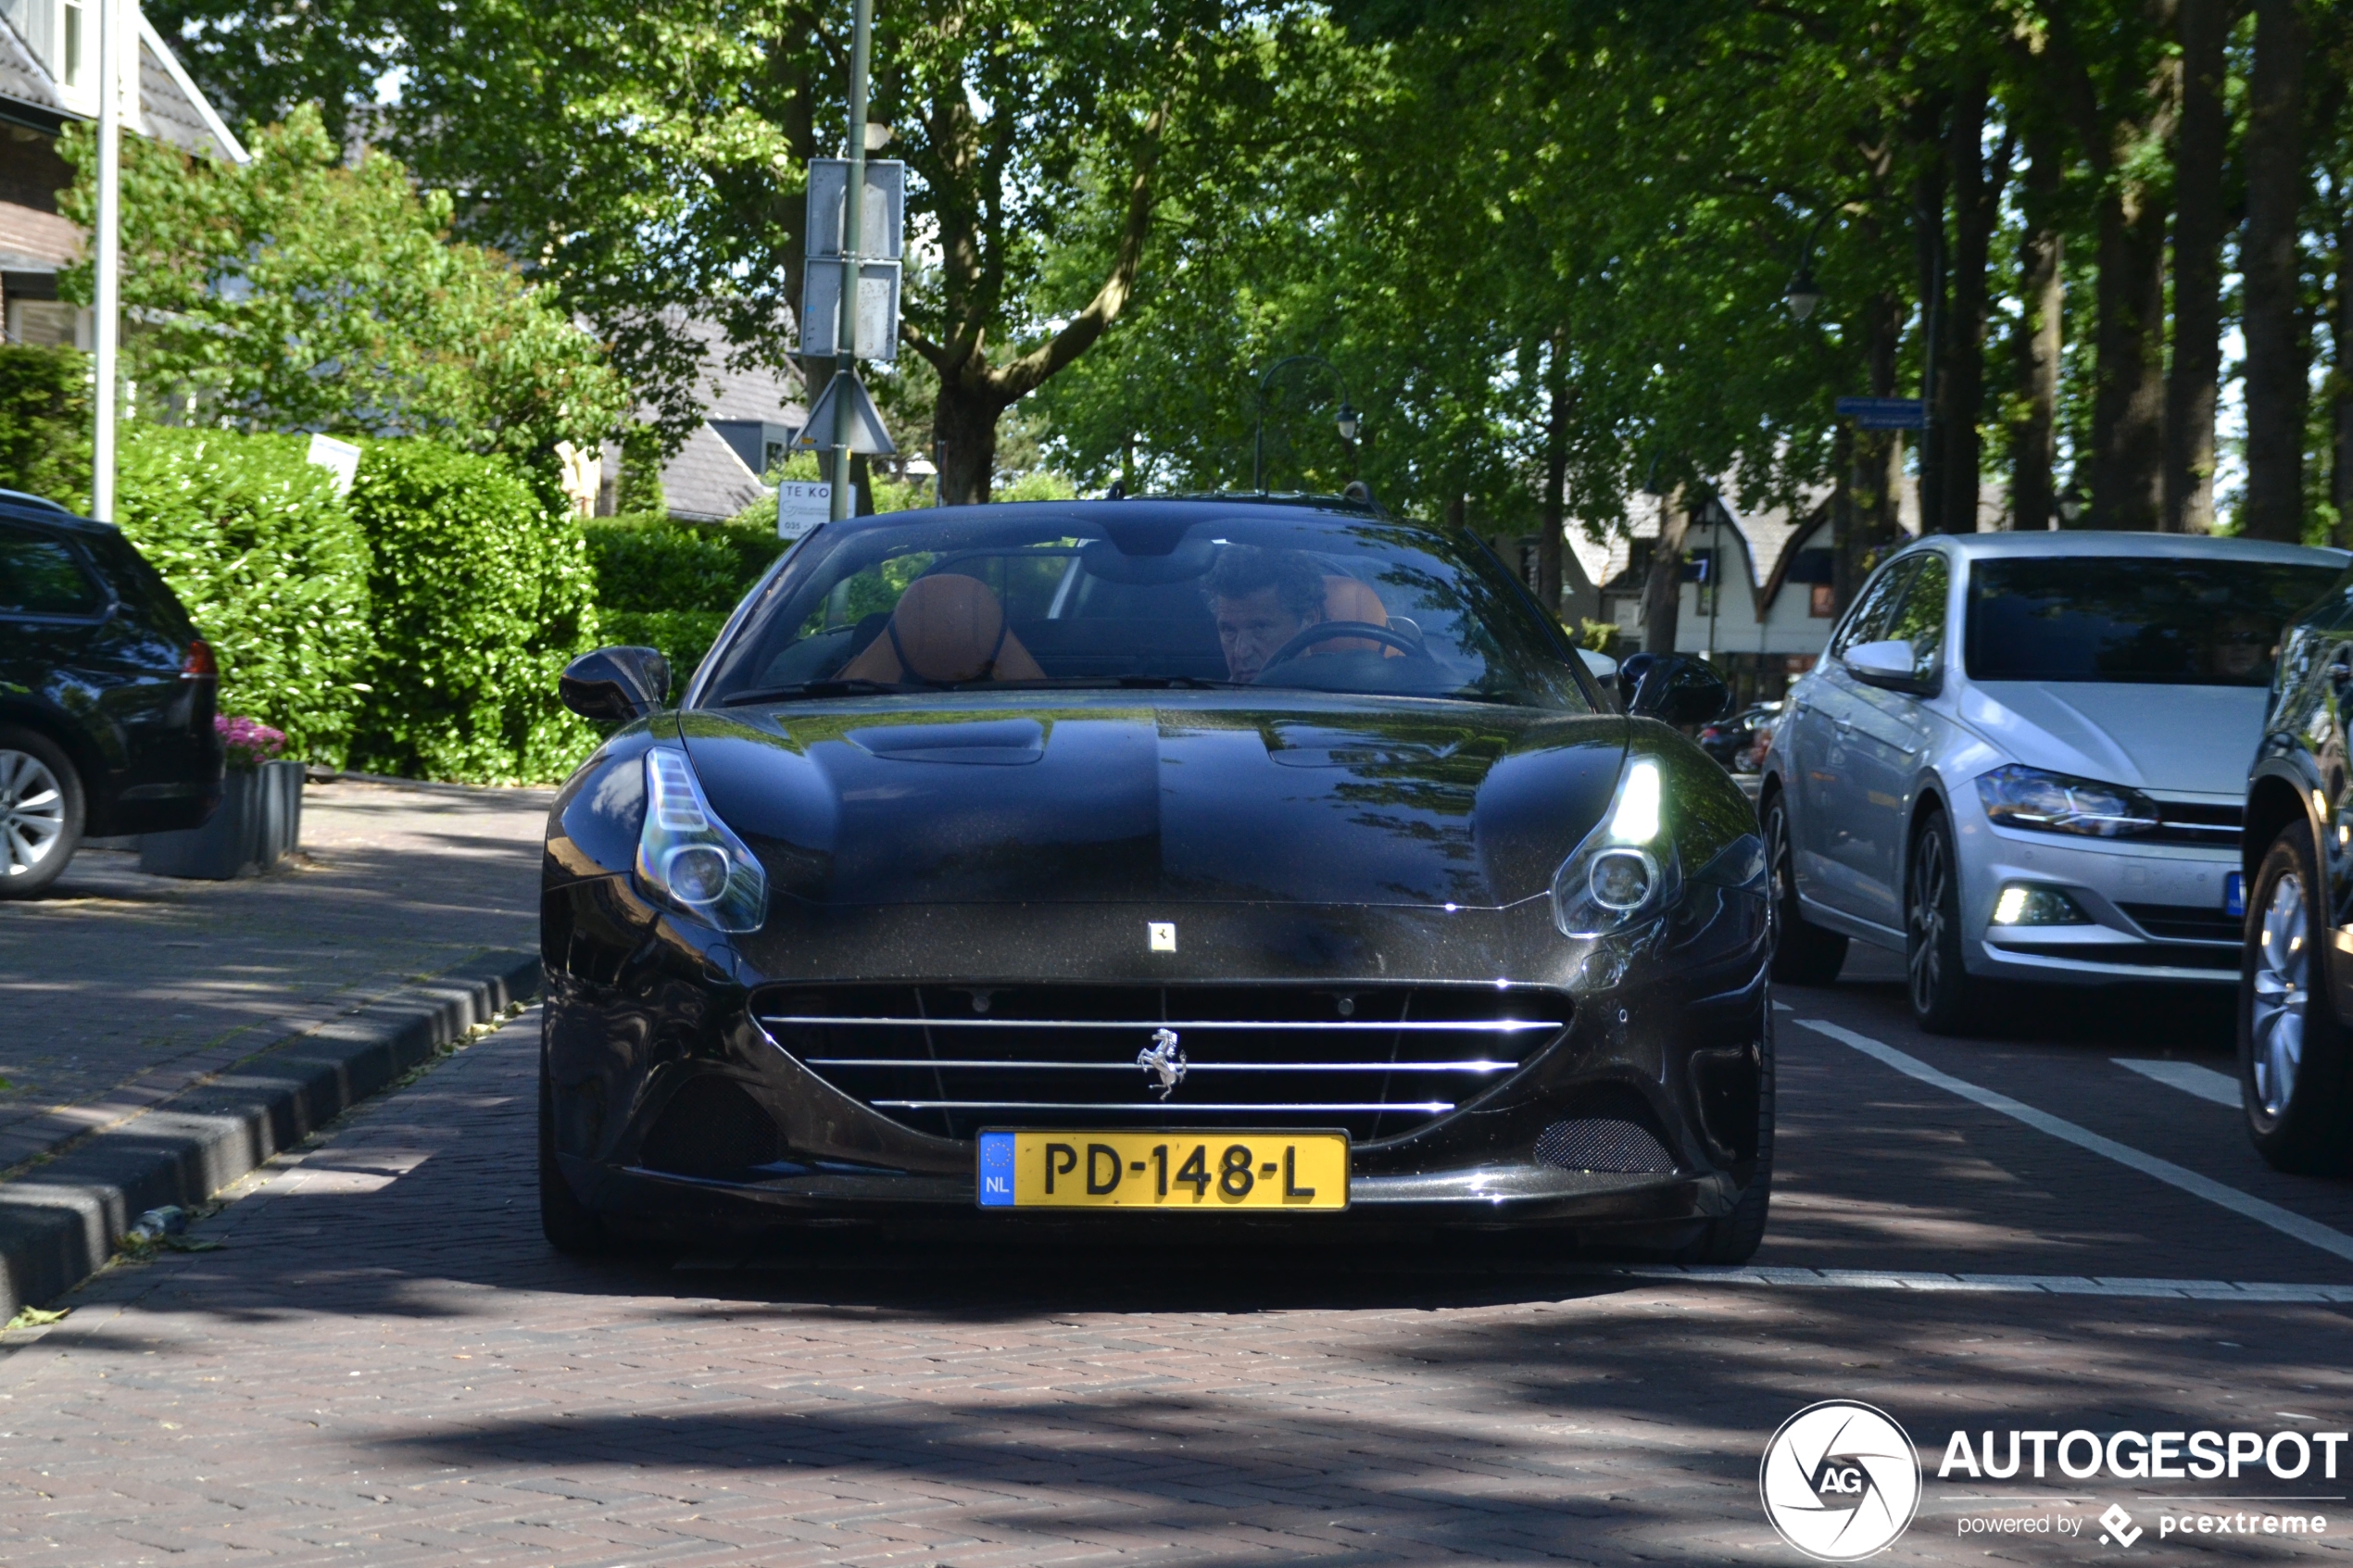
[
  {"x1": 1553, "y1": 756, "x2": 1682, "y2": 937},
  {"x1": 636, "y1": 746, "x2": 768, "y2": 933},
  {"x1": 1974, "y1": 762, "x2": 2159, "y2": 838}
]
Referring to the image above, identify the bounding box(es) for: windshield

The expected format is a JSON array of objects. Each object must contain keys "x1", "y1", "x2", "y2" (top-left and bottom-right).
[
  {"x1": 696, "y1": 508, "x2": 1589, "y2": 710},
  {"x1": 1964, "y1": 556, "x2": 2342, "y2": 687}
]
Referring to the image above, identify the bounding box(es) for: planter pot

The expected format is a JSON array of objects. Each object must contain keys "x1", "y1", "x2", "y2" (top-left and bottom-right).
[{"x1": 138, "y1": 760, "x2": 304, "y2": 880}]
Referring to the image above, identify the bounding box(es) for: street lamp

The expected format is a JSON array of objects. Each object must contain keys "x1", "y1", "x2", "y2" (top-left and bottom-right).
[
  {"x1": 1784, "y1": 209, "x2": 1832, "y2": 322},
  {"x1": 1252, "y1": 354, "x2": 1358, "y2": 493}
]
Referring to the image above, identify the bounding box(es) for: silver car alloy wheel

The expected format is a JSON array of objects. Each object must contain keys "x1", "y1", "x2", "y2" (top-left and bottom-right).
[
  {"x1": 1906, "y1": 826, "x2": 1949, "y2": 1015},
  {"x1": 0, "y1": 747, "x2": 66, "y2": 880},
  {"x1": 2251, "y1": 870, "x2": 2309, "y2": 1119}
]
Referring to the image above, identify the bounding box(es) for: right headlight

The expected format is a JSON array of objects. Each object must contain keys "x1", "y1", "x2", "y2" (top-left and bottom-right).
[
  {"x1": 1974, "y1": 762, "x2": 2159, "y2": 838},
  {"x1": 1553, "y1": 757, "x2": 1683, "y2": 937},
  {"x1": 635, "y1": 746, "x2": 768, "y2": 933}
]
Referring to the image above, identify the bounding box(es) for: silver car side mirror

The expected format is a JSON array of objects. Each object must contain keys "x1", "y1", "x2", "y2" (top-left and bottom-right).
[{"x1": 1842, "y1": 638, "x2": 1923, "y2": 690}]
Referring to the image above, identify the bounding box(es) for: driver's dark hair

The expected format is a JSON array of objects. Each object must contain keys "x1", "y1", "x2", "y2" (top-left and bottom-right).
[{"x1": 1205, "y1": 545, "x2": 1325, "y2": 620}]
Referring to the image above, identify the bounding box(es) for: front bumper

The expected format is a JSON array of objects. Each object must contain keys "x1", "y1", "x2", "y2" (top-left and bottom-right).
[
  {"x1": 1958, "y1": 807, "x2": 2240, "y2": 985},
  {"x1": 538, "y1": 874, "x2": 1772, "y2": 1242}
]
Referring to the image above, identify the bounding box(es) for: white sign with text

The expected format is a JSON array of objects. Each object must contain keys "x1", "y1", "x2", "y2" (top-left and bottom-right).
[{"x1": 777, "y1": 482, "x2": 832, "y2": 538}]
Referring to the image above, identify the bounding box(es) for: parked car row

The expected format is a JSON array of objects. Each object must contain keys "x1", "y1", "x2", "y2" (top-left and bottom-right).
[
  {"x1": 1751, "y1": 529, "x2": 2353, "y2": 1175},
  {"x1": 0, "y1": 492, "x2": 222, "y2": 896}
]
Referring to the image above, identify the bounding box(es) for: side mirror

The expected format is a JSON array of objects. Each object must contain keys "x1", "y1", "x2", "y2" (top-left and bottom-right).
[
  {"x1": 560, "y1": 646, "x2": 671, "y2": 722},
  {"x1": 1842, "y1": 638, "x2": 1926, "y2": 691},
  {"x1": 1621, "y1": 652, "x2": 1733, "y2": 726}
]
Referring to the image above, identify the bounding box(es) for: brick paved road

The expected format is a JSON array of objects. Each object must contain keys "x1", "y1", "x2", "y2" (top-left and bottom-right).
[
  {"x1": 5, "y1": 962, "x2": 2352, "y2": 1566},
  {"x1": 0, "y1": 778, "x2": 545, "y2": 1166}
]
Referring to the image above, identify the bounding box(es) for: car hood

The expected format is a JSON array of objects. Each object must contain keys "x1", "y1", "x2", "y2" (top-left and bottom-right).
[
  {"x1": 679, "y1": 695, "x2": 1627, "y2": 909},
  {"x1": 1957, "y1": 681, "x2": 2267, "y2": 796}
]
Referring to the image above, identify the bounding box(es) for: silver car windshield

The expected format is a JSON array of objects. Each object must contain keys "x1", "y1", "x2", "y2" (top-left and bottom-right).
[{"x1": 1965, "y1": 558, "x2": 2344, "y2": 687}]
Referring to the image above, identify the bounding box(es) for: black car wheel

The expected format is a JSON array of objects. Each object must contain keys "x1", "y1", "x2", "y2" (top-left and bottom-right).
[
  {"x1": 2241, "y1": 824, "x2": 2353, "y2": 1173},
  {"x1": 1905, "y1": 810, "x2": 1984, "y2": 1035},
  {"x1": 0, "y1": 726, "x2": 82, "y2": 898},
  {"x1": 1764, "y1": 787, "x2": 1846, "y2": 985},
  {"x1": 539, "y1": 1064, "x2": 608, "y2": 1254},
  {"x1": 1677, "y1": 1009, "x2": 1774, "y2": 1265}
]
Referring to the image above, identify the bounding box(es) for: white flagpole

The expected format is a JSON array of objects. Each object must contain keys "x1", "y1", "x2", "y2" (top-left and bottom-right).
[{"x1": 91, "y1": 0, "x2": 120, "y2": 521}]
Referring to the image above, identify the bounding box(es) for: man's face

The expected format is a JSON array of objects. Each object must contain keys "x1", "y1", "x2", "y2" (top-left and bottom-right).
[{"x1": 1213, "y1": 587, "x2": 1313, "y2": 683}]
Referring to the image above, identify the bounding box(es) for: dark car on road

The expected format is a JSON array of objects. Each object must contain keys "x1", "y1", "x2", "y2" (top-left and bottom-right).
[
  {"x1": 538, "y1": 497, "x2": 1772, "y2": 1260},
  {"x1": 1697, "y1": 701, "x2": 1780, "y2": 774},
  {"x1": 2240, "y1": 561, "x2": 2353, "y2": 1173},
  {"x1": 0, "y1": 494, "x2": 221, "y2": 895}
]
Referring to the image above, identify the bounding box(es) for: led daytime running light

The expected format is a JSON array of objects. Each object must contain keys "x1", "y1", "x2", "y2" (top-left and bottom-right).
[
  {"x1": 636, "y1": 747, "x2": 767, "y2": 933},
  {"x1": 1553, "y1": 755, "x2": 1680, "y2": 938}
]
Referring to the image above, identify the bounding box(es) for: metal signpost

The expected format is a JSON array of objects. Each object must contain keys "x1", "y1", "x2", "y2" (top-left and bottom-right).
[{"x1": 794, "y1": 0, "x2": 900, "y2": 523}]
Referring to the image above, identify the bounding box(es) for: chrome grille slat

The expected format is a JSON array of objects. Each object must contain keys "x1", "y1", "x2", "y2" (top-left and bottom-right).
[
  {"x1": 754, "y1": 982, "x2": 1572, "y2": 1141},
  {"x1": 806, "y1": 1059, "x2": 1516, "y2": 1073},
  {"x1": 761, "y1": 1015, "x2": 1553, "y2": 1033},
  {"x1": 872, "y1": 1099, "x2": 1456, "y2": 1113}
]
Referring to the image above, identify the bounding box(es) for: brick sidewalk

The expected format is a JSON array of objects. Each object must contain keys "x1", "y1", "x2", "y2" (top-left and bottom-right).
[
  {"x1": 4, "y1": 1010, "x2": 2349, "y2": 1566},
  {"x1": 0, "y1": 779, "x2": 547, "y2": 1169}
]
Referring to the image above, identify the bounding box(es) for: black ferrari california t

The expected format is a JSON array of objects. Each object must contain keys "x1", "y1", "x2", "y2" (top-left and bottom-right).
[{"x1": 540, "y1": 495, "x2": 1772, "y2": 1260}]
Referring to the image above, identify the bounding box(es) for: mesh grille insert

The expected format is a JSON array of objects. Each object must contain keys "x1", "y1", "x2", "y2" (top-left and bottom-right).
[{"x1": 1535, "y1": 1105, "x2": 1679, "y2": 1174}]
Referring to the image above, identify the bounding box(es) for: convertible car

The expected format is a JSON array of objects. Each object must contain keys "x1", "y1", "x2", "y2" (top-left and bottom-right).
[{"x1": 538, "y1": 495, "x2": 1772, "y2": 1260}]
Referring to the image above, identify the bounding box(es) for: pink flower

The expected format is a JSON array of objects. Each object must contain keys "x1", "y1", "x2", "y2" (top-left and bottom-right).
[{"x1": 215, "y1": 713, "x2": 288, "y2": 770}]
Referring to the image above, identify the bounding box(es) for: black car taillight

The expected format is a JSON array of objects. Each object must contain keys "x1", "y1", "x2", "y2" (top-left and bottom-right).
[{"x1": 181, "y1": 640, "x2": 217, "y2": 680}]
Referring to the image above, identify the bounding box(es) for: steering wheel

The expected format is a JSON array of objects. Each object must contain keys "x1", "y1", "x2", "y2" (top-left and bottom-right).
[{"x1": 1255, "y1": 620, "x2": 1433, "y2": 680}]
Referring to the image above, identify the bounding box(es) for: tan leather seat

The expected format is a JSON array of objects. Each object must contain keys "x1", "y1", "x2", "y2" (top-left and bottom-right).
[
  {"x1": 1318, "y1": 576, "x2": 1401, "y2": 658},
  {"x1": 837, "y1": 573, "x2": 1047, "y2": 684}
]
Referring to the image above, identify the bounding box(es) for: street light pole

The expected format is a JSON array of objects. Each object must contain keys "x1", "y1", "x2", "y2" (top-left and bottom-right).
[
  {"x1": 829, "y1": 0, "x2": 873, "y2": 524},
  {"x1": 1252, "y1": 353, "x2": 1359, "y2": 494},
  {"x1": 91, "y1": 0, "x2": 120, "y2": 521}
]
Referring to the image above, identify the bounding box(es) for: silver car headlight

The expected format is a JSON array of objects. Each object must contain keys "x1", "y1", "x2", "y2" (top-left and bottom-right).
[
  {"x1": 1553, "y1": 756, "x2": 1684, "y2": 937},
  {"x1": 1975, "y1": 762, "x2": 2159, "y2": 838},
  {"x1": 635, "y1": 746, "x2": 768, "y2": 933}
]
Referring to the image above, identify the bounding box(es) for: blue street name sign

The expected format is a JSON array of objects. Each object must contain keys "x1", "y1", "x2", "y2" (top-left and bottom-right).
[{"x1": 1834, "y1": 396, "x2": 1928, "y2": 430}]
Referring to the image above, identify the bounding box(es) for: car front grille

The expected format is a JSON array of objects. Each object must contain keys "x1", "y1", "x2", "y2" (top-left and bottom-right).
[
  {"x1": 2145, "y1": 800, "x2": 2243, "y2": 849},
  {"x1": 2118, "y1": 901, "x2": 2242, "y2": 943},
  {"x1": 750, "y1": 983, "x2": 1574, "y2": 1142}
]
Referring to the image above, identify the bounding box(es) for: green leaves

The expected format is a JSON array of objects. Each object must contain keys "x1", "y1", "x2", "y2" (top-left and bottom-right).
[
  {"x1": 115, "y1": 427, "x2": 374, "y2": 766},
  {"x1": 59, "y1": 106, "x2": 628, "y2": 469}
]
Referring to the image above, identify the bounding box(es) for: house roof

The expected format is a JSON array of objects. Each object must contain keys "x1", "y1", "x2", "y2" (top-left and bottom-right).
[
  {"x1": 662, "y1": 420, "x2": 768, "y2": 523},
  {"x1": 653, "y1": 316, "x2": 808, "y2": 523},
  {"x1": 0, "y1": 7, "x2": 245, "y2": 162}
]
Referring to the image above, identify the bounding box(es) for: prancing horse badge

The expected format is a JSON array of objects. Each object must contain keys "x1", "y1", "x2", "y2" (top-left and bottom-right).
[{"x1": 1148, "y1": 921, "x2": 1176, "y2": 952}]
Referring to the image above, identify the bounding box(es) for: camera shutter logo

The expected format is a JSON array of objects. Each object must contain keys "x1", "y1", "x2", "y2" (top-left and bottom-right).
[{"x1": 1758, "y1": 1400, "x2": 1921, "y2": 1561}]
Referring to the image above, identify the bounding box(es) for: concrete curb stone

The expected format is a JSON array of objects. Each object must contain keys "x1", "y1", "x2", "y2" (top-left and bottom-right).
[{"x1": 0, "y1": 949, "x2": 540, "y2": 1319}]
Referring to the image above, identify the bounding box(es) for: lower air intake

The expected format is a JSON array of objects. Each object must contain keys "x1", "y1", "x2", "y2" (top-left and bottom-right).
[
  {"x1": 1534, "y1": 1105, "x2": 1679, "y2": 1174},
  {"x1": 638, "y1": 1075, "x2": 782, "y2": 1180}
]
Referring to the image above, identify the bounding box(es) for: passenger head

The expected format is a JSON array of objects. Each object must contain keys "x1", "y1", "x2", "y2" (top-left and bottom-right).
[
  {"x1": 2210, "y1": 611, "x2": 2275, "y2": 682},
  {"x1": 1206, "y1": 546, "x2": 1326, "y2": 683}
]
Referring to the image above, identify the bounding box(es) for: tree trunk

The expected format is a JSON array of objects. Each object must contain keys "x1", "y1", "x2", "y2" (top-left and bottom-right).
[
  {"x1": 1641, "y1": 490, "x2": 1687, "y2": 657},
  {"x1": 1914, "y1": 154, "x2": 1950, "y2": 536},
  {"x1": 2243, "y1": 0, "x2": 2311, "y2": 542},
  {"x1": 2337, "y1": 197, "x2": 2353, "y2": 544},
  {"x1": 1538, "y1": 332, "x2": 1569, "y2": 618},
  {"x1": 2010, "y1": 124, "x2": 2065, "y2": 531},
  {"x1": 1843, "y1": 290, "x2": 1906, "y2": 595},
  {"x1": 2165, "y1": 0, "x2": 2230, "y2": 533},
  {"x1": 2088, "y1": 180, "x2": 2170, "y2": 530},
  {"x1": 1938, "y1": 73, "x2": 2011, "y2": 534},
  {"x1": 933, "y1": 378, "x2": 1006, "y2": 505}
]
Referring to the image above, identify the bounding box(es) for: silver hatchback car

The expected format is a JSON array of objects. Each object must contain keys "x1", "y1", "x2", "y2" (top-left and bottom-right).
[{"x1": 1758, "y1": 532, "x2": 2347, "y2": 1032}]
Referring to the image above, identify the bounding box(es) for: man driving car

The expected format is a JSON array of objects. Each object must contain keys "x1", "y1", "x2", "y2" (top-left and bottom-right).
[{"x1": 1206, "y1": 546, "x2": 1327, "y2": 684}]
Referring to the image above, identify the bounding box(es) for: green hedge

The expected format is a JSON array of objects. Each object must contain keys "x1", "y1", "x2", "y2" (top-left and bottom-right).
[
  {"x1": 0, "y1": 343, "x2": 91, "y2": 508},
  {"x1": 583, "y1": 512, "x2": 779, "y2": 684},
  {"x1": 114, "y1": 427, "x2": 373, "y2": 764},
  {"x1": 346, "y1": 442, "x2": 602, "y2": 783}
]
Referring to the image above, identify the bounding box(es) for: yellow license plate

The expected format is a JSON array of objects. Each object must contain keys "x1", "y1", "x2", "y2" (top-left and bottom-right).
[{"x1": 977, "y1": 1129, "x2": 1350, "y2": 1210}]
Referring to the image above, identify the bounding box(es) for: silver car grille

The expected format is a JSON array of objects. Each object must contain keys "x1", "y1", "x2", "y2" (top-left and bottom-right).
[{"x1": 750, "y1": 983, "x2": 1574, "y2": 1142}]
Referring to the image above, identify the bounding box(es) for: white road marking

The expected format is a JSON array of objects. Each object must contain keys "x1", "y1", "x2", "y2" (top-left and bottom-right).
[
  {"x1": 1597, "y1": 1265, "x2": 2353, "y2": 1301},
  {"x1": 2114, "y1": 1057, "x2": 2241, "y2": 1107},
  {"x1": 1795, "y1": 1017, "x2": 2353, "y2": 1266}
]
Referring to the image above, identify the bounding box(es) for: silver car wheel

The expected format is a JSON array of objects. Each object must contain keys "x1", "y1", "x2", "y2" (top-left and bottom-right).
[
  {"x1": 2251, "y1": 870, "x2": 2309, "y2": 1119},
  {"x1": 0, "y1": 747, "x2": 67, "y2": 879},
  {"x1": 1906, "y1": 825, "x2": 1949, "y2": 1015}
]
